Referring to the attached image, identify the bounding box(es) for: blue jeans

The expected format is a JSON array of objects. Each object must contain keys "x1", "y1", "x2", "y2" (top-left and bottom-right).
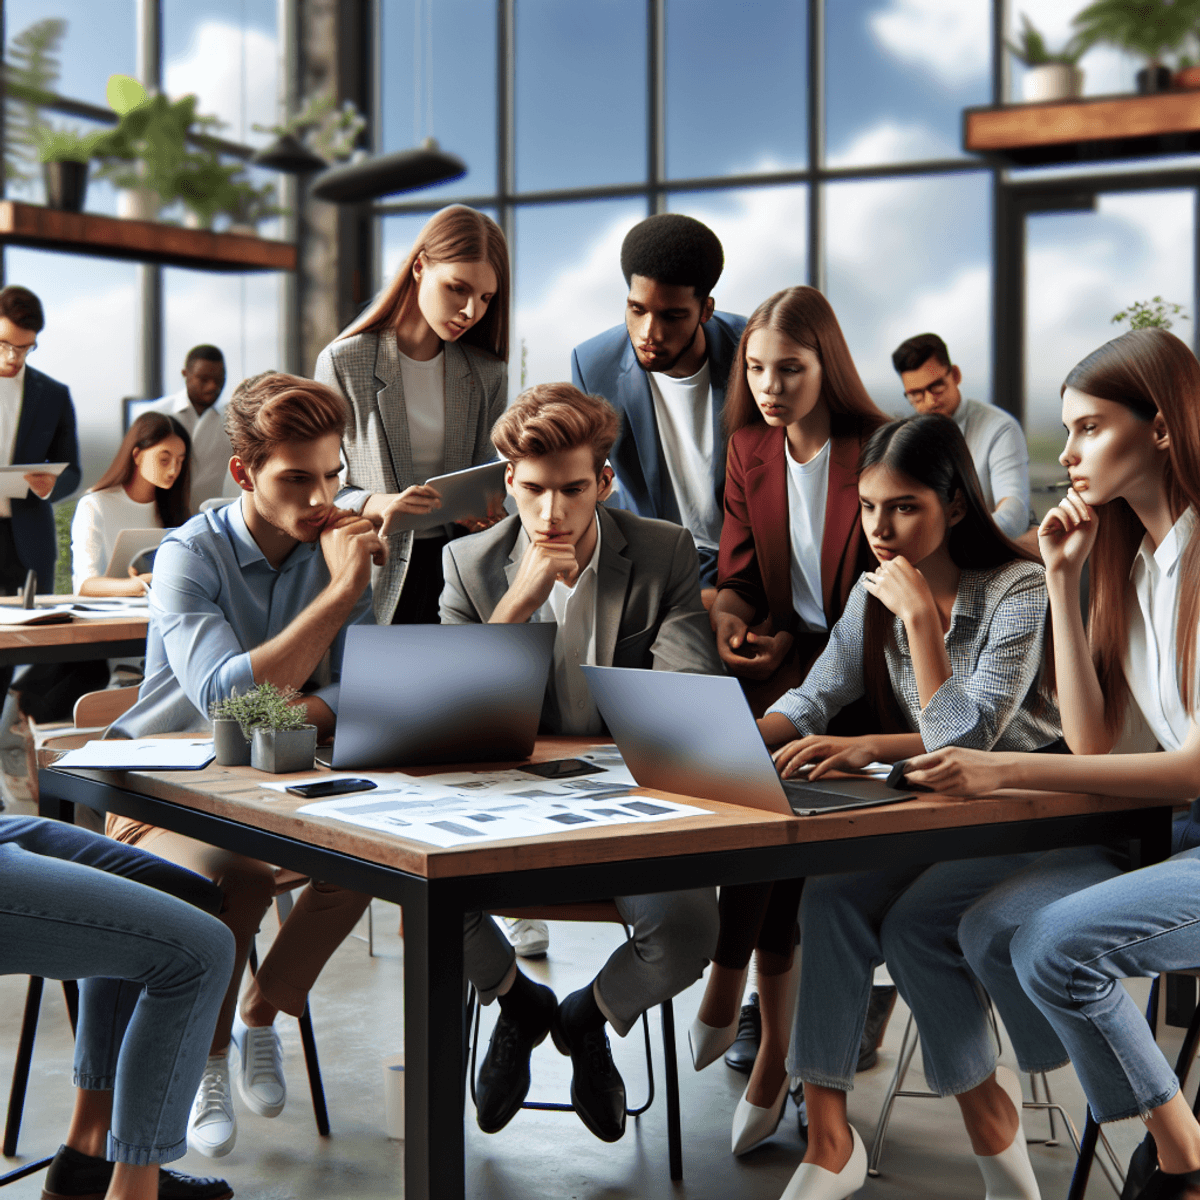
[
  {"x1": 0, "y1": 816, "x2": 234, "y2": 1164},
  {"x1": 791, "y1": 854, "x2": 1056, "y2": 1094}
]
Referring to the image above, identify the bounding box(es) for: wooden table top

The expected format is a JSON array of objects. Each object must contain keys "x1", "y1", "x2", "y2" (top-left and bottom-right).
[
  {"x1": 45, "y1": 736, "x2": 1169, "y2": 882},
  {"x1": 0, "y1": 613, "x2": 149, "y2": 648}
]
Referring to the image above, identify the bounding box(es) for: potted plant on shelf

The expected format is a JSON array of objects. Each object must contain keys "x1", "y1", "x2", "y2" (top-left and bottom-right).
[
  {"x1": 1007, "y1": 14, "x2": 1086, "y2": 102},
  {"x1": 1072, "y1": 0, "x2": 1200, "y2": 94},
  {"x1": 222, "y1": 179, "x2": 285, "y2": 235},
  {"x1": 35, "y1": 125, "x2": 103, "y2": 211}
]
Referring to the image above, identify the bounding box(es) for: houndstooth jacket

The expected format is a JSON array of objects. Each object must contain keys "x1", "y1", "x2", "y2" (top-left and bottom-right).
[{"x1": 315, "y1": 329, "x2": 508, "y2": 624}]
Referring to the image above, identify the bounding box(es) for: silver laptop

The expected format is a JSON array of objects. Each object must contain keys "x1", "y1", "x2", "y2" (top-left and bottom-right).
[
  {"x1": 333, "y1": 624, "x2": 556, "y2": 768},
  {"x1": 580, "y1": 666, "x2": 917, "y2": 816}
]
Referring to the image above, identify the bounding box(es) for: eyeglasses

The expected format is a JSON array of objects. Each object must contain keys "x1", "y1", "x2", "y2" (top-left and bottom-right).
[
  {"x1": 903, "y1": 366, "x2": 954, "y2": 404},
  {"x1": 0, "y1": 340, "x2": 37, "y2": 362}
]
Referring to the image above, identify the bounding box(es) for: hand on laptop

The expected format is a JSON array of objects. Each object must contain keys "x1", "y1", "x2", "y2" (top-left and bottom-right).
[
  {"x1": 773, "y1": 734, "x2": 881, "y2": 780},
  {"x1": 320, "y1": 511, "x2": 387, "y2": 593},
  {"x1": 379, "y1": 484, "x2": 442, "y2": 536},
  {"x1": 714, "y1": 612, "x2": 793, "y2": 682},
  {"x1": 492, "y1": 538, "x2": 579, "y2": 623}
]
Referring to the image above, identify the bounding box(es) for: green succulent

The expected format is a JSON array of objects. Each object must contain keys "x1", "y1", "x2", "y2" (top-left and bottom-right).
[{"x1": 209, "y1": 683, "x2": 307, "y2": 738}]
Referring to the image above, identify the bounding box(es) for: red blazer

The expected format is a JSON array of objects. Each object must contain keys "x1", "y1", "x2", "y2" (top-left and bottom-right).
[{"x1": 717, "y1": 424, "x2": 871, "y2": 708}]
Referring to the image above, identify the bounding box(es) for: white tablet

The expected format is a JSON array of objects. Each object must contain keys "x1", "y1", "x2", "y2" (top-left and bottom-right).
[
  {"x1": 0, "y1": 462, "x2": 70, "y2": 499},
  {"x1": 382, "y1": 460, "x2": 508, "y2": 534},
  {"x1": 105, "y1": 528, "x2": 166, "y2": 577}
]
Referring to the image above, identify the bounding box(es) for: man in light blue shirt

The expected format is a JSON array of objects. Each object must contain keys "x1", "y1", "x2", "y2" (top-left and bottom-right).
[{"x1": 111, "y1": 373, "x2": 383, "y2": 1161}]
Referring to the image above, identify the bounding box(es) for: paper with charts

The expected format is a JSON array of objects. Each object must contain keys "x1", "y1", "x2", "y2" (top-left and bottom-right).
[{"x1": 290, "y1": 748, "x2": 711, "y2": 848}]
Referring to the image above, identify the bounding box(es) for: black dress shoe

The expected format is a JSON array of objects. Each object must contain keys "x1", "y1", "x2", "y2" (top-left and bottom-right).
[
  {"x1": 724, "y1": 992, "x2": 761, "y2": 1074},
  {"x1": 856, "y1": 984, "x2": 897, "y2": 1072},
  {"x1": 552, "y1": 991, "x2": 627, "y2": 1142},
  {"x1": 41, "y1": 1144, "x2": 233, "y2": 1200},
  {"x1": 475, "y1": 981, "x2": 557, "y2": 1133},
  {"x1": 1128, "y1": 1165, "x2": 1200, "y2": 1199}
]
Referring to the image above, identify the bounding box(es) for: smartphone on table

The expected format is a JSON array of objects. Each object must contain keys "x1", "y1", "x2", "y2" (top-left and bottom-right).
[{"x1": 285, "y1": 778, "x2": 378, "y2": 799}]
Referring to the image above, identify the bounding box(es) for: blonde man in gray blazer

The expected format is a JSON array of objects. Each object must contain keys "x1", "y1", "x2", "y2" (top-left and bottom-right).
[
  {"x1": 442, "y1": 383, "x2": 722, "y2": 1145},
  {"x1": 315, "y1": 205, "x2": 509, "y2": 626}
]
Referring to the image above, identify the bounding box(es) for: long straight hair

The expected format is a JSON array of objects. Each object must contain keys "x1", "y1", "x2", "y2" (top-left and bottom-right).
[
  {"x1": 724, "y1": 286, "x2": 888, "y2": 442},
  {"x1": 90, "y1": 412, "x2": 192, "y2": 527},
  {"x1": 857, "y1": 415, "x2": 1045, "y2": 729},
  {"x1": 1061, "y1": 328, "x2": 1200, "y2": 734},
  {"x1": 339, "y1": 205, "x2": 510, "y2": 362}
]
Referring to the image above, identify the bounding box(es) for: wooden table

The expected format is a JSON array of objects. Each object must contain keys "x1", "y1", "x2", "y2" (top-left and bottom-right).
[
  {"x1": 0, "y1": 598, "x2": 148, "y2": 667},
  {"x1": 39, "y1": 738, "x2": 1173, "y2": 1200}
]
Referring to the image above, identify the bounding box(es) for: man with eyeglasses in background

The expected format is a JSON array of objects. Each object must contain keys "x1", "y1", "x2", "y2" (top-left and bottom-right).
[{"x1": 892, "y1": 332, "x2": 1033, "y2": 542}]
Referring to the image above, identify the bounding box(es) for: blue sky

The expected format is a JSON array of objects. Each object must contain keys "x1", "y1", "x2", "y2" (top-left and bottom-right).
[{"x1": 3, "y1": 0, "x2": 1192, "y2": 484}]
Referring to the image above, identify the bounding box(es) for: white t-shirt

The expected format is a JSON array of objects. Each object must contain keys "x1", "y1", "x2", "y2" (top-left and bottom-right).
[
  {"x1": 398, "y1": 349, "x2": 447, "y2": 540},
  {"x1": 0, "y1": 367, "x2": 26, "y2": 519},
  {"x1": 70, "y1": 486, "x2": 161, "y2": 593},
  {"x1": 1124, "y1": 506, "x2": 1197, "y2": 752},
  {"x1": 647, "y1": 362, "x2": 722, "y2": 552},
  {"x1": 785, "y1": 438, "x2": 830, "y2": 632}
]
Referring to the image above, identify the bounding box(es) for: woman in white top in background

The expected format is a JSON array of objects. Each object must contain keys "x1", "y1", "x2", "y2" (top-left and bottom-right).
[
  {"x1": 71, "y1": 412, "x2": 190, "y2": 596},
  {"x1": 905, "y1": 328, "x2": 1200, "y2": 1200},
  {"x1": 315, "y1": 204, "x2": 510, "y2": 626}
]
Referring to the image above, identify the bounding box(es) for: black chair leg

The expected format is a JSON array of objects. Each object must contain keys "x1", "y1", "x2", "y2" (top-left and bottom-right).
[
  {"x1": 660, "y1": 999, "x2": 682, "y2": 1182},
  {"x1": 296, "y1": 1003, "x2": 330, "y2": 1137},
  {"x1": 4, "y1": 977, "x2": 43, "y2": 1158}
]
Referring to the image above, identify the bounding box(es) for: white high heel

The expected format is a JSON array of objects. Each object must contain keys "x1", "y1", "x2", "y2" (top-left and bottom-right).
[
  {"x1": 732, "y1": 1075, "x2": 790, "y2": 1155},
  {"x1": 688, "y1": 1013, "x2": 739, "y2": 1071},
  {"x1": 974, "y1": 1066, "x2": 1040, "y2": 1200},
  {"x1": 780, "y1": 1125, "x2": 867, "y2": 1200}
]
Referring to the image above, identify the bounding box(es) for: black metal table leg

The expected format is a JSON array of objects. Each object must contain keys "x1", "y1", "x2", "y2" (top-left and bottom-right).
[{"x1": 404, "y1": 882, "x2": 466, "y2": 1200}]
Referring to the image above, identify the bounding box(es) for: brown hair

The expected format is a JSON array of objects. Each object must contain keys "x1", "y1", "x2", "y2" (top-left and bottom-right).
[
  {"x1": 0, "y1": 285, "x2": 45, "y2": 333},
  {"x1": 724, "y1": 286, "x2": 888, "y2": 442},
  {"x1": 1061, "y1": 328, "x2": 1200, "y2": 734},
  {"x1": 91, "y1": 412, "x2": 192, "y2": 527},
  {"x1": 339, "y1": 205, "x2": 510, "y2": 362},
  {"x1": 224, "y1": 373, "x2": 347, "y2": 474},
  {"x1": 492, "y1": 383, "x2": 620, "y2": 475}
]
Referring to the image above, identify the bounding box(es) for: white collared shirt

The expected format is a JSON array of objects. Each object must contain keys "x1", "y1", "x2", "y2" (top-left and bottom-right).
[
  {"x1": 144, "y1": 389, "x2": 238, "y2": 505},
  {"x1": 0, "y1": 367, "x2": 27, "y2": 518},
  {"x1": 1124, "y1": 507, "x2": 1198, "y2": 752},
  {"x1": 952, "y1": 397, "x2": 1032, "y2": 539},
  {"x1": 514, "y1": 514, "x2": 604, "y2": 736}
]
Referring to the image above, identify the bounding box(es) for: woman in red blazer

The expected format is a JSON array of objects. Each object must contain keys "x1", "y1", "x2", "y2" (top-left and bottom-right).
[{"x1": 696, "y1": 287, "x2": 888, "y2": 1155}]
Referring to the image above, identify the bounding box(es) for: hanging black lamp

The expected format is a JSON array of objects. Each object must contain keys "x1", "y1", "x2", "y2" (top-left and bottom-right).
[
  {"x1": 250, "y1": 133, "x2": 328, "y2": 174},
  {"x1": 309, "y1": 137, "x2": 465, "y2": 203}
]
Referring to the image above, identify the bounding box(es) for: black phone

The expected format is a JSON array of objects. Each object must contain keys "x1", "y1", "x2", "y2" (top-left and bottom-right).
[
  {"x1": 285, "y1": 778, "x2": 377, "y2": 799},
  {"x1": 886, "y1": 761, "x2": 932, "y2": 793},
  {"x1": 520, "y1": 758, "x2": 605, "y2": 780}
]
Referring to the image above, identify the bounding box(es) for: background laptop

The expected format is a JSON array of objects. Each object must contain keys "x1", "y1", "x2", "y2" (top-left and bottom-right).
[
  {"x1": 580, "y1": 666, "x2": 917, "y2": 816},
  {"x1": 333, "y1": 623, "x2": 556, "y2": 768}
]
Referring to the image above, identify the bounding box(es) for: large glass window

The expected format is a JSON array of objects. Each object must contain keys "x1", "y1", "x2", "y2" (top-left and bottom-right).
[{"x1": 515, "y1": 0, "x2": 646, "y2": 191}]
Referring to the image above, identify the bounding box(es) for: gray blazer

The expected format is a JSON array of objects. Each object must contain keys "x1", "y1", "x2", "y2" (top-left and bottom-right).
[
  {"x1": 315, "y1": 329, "x2": 508, "y2": 624},
  {"x1": 440, "y1": 505, "x2": 725, "y2": 733}
]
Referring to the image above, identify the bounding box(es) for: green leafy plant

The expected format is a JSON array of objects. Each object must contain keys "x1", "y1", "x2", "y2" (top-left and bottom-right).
[
  {"x1": 3, "y1": 18, "x2": 68, "y2": 185},
  {"x1": 222, "y1": 179, "x2": 286, "y2": 228},
  {"x1": 1073, "y1": 0, "x2": 1200, "y2": 67},
  {"x1": 209, "y1": 683, "x2": 307, "y2": 738},
  {"x1": 35, "y1": 124, "x2": 105, "y2": 164},
  {"x1": 253, "y1": 88, "x2": 367, "y2": 164},
  {"x1": 1111, "y1": 296, "x2": 1190, "y2": 330},
  {"x1": 1007, "y1": 14, "x2": 1085, "y2": 65}
]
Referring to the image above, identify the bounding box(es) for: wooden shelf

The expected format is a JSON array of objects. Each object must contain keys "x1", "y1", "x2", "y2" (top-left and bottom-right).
[
  {"x1": 0, "y1": 200, "x2": 296, "y2": 272},
  {"x1": 964, "y1": 91, "x2": 1200, "y2": 167}
]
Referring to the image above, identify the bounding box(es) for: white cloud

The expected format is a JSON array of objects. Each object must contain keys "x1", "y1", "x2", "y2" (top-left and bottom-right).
[
  {"x1": 826, "y1": 118, "x2": 956, "y2": 169},
  {"x1": 868, "y1": 0, "x2": 990, "y2": 87},
  {"x1": 164, "y1": 21, "x2": 277, "y2": 144}
]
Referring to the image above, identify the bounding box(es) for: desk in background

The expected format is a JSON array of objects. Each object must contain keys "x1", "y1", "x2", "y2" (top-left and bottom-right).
[
  {"x1": 40, "y1": 737, "x2": 1173, "y2": 1200},
  {"x1": 0, "y1": 596, "x2": 148, "y2": 667}
]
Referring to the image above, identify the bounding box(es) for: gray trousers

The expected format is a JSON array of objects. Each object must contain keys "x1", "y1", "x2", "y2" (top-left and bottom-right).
[{"x1": 465, "y1": 888, "x2": 718, "y2": 1036}]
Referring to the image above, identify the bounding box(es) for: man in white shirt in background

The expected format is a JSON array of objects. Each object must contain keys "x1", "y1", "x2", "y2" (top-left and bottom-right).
[
  {"x1": 892, "y1": 332, "x2": 1034, "y2": 543},
  {"x1": 145, "y1": 345, "x2": 237, "y2": 506}
]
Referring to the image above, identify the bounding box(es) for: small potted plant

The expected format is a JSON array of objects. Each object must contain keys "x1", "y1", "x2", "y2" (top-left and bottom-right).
[
  {"x1": 1072, "y1": 0, "x2": 1200, "y2": 94},
  {"x1": 242, "y1": 682, "x2": 318, "y2": 774},
  {"x1": 208, "y1": 689, "x2": 253, "y2": 766},
  {"x1": 222, "y1": 179, "x2": 285, "y2": 235},
  {"x1": 35, "y1": 125, "x2": 103, "y2": 211},
  {"x1": 1007, "y1": 14, "x2": 1085, "y2": 102},
  {"x1": 1111, "y1": 296, "x2": 1189, "y2": 330}
]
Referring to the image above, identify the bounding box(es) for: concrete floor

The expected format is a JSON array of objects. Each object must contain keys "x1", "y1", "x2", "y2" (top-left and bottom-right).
[{"x1": 0, "y1": 791, "x2": 1171, "y2": 1198}]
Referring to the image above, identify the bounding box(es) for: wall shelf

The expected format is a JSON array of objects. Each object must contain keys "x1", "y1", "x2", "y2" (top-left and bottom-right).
[
  {"x1": 964, "y1": 91, "x2": 1200, "y2": 167},
  {"x1": 0, "y1": 201, "x2": 296, "y2": 272}
]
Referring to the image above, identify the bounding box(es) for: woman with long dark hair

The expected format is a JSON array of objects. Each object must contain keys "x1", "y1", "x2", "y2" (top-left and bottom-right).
[
  {"x1": 764, "y1": 414, "x2": 1062, "y2": 1200},
  {"x1": 905, "y1": 329, "x2": 1200, "y2": 1200},
  {"x1": 71, "y1": 412, "x2": 191, "y2": 597},
  {"x1": 692, "y1": 286, "x2": 888, "y2": 1153},
  {"x1": 315, "y1": 204, "x2": 510, "y2": 626}
]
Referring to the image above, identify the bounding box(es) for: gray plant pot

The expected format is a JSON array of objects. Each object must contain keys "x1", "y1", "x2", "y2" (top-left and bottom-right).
[
  {"x1": 212, "y1": 718, "x2": 251, "y2": 766},
  {"x1": 251, "y1": 725, "x2": 318, "y2": 774}
]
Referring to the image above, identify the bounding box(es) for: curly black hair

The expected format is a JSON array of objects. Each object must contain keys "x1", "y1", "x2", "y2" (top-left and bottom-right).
[{"x1": 619, "y1": 213, "x2": 724, "y2": 299}]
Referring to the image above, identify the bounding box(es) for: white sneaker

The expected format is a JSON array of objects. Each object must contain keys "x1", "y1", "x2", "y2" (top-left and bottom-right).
[
  {"x1": 503, "y1": 917, "x2": 550, "y2": 958},
  {"x1": 231, "y1": 1013, "x2": 286, "y2": 1117},
  {"x1": 187, "y1": 1055, "x2": 236, "y2": 1158}
]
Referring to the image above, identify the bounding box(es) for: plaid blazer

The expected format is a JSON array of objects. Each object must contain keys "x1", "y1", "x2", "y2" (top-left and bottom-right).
[{"x1": 315, "y1": 329, "x2": 508, "y2": 624}]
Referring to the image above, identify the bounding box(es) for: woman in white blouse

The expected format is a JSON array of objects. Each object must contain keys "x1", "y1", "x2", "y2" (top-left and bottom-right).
[
  {"x1": 904, "y1": 329, "x2": 1200, "y2": 1200},
  {"x1": 71, "y1": 412, "x2": 190, "y2": 596}
]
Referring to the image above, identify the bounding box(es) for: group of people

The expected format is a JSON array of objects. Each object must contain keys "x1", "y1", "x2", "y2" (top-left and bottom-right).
[{"x1": 1, "y1": 201, "x2": 1199, "y2": 1200}]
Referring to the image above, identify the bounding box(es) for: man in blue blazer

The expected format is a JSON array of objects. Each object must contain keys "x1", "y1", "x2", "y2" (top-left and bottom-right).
[{"x1": 570, "y1": 213, "x2": 745, "y2": 602}]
